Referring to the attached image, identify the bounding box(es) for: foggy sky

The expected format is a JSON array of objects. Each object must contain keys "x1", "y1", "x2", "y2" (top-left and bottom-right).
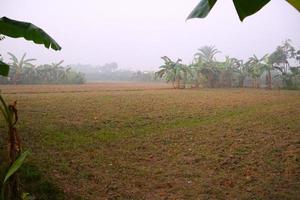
[{"x1": 1, "y1": 0, "x2": 300, "y2": 70}]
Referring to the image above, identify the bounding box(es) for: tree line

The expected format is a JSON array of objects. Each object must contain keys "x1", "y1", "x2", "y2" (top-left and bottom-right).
[
  {"x1": 155, "y1": 40, "x2": 300, "y2": 89},
  {"x1": 72, "y1": 63, "x2": 158, "y2": 82},
  {"x1": 0, "y1": 52, "x2": 85, "y2": 84}
]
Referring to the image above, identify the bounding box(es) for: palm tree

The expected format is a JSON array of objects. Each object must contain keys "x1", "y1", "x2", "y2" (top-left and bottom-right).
[
  {"x1": 7, "y1": 52, "x2": 36, "y2": 84},
  {"x1": 247, "y1": 54, "x2": 268, "y2": 88},
  {"x1": 194, "y1": 45, "x2": 220, "y2": 88},
  {"x1": 195, "y1": 45, "x2": 220, "y2": 63},
  {"x1": 155, "y1": 56, "x2": 183, "y2": 89}
]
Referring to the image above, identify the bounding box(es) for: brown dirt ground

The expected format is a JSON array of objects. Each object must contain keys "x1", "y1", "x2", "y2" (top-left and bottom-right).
[{"x1": 0, "y1": 83, "x2": 299, "y2": 199}]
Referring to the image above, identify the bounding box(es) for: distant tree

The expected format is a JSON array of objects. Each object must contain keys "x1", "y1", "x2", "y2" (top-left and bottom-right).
[
  {"x1": 190, "y1": 59, "x2": 204, "y2": 88},
  {"x1": 181, "y1": 64, "x2": 193, "y2": 88},
  {"x1": 234, "y1": 59, "x2": 249, "y2": 88},
  {"x1": 194, "y1": 45, "x2": 220, "y2": 88},
  {"x1": 98, "y1": 62, "x2": 118, "y2": 73},
  {"x1": 155, "y1": 56, "x2": 183, "y2": 88},
  {"x1": 246, "y1": 54, "x2": 268, "y2": 88},
  {"x1": 7, "y1": 52, "x2": 36, "y2": 84},
  {"x1": 264, "y1": 51, "x2": 281, "y2": 89},
  {"x1": 218, "y1": 56, "x2": 240, "y2": 87},
  {"x1": 21, "y1": 64, "x2": 36, "y2": 84},
  {"x1": 271, "y1": 40, "x2": 300, "y2": 89}
]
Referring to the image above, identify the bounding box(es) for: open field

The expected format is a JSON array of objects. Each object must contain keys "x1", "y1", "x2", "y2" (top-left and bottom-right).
[{"x1": 1, "y1": 82, "x2": 300, "y2": 199}]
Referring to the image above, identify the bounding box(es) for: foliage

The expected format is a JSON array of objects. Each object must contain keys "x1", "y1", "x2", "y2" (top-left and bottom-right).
[
  {"x1": 71, "y1": 63, "x2": 158, "y2": 82},
  {"x1": 131, "y1": 71, "x2": 157, "y2": 82},
  {"x1": 156, "y1": 40, "x2": 300, "y2": 89},
  {"x1": 3, "y1": 151, "x2": 29, "y2": 185},
  {"x1": 7, "y1": 53, "x2": 36, "y2": 84},
  {"x1": 193, "y1": 45, "x2": 220, "y2": 87},
  {"x1": 19, "y1": 164, "x2": 65, "y2": 200},
  {"x1": 0, "y1": 53, "x2": 86, "y2": 85},
  {"x1": 187, "y1": 0, "x2": 300, "y2": 21},
  {"x1": 155, "y1": 56, "x2": 189, "y2": 88},
  {"x1": 246, "y1": 54, "x2": 268, "y2": 88},
  {"x1": 0, "y1": 16, "x2": 61, "y2": 78},
  {"x1": 1, "y1": 152, "x2": 30, "y2": 200},
  {"x1": 270, "y1": 40, "x2": 300, "y2": 89},
  {"x1": 0, "y1": 61, "x2": 9, "y2": 77},
  {"x1": 0, "y1": 17, "x2": 61, "y2": 51},
  {"x1": 0, "y1": 14, "x2": 62, "y2": 200}
]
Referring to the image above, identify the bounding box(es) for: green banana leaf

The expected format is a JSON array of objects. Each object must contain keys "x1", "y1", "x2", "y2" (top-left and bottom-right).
[
  {"x1": 0, "y1": 61, "x2": 9, "y2": 76},
  {"x1": 0, "y1": 17, "x2": 61, "y2": 51},
  {"x1": 3, "y1": 151, "x2": 30, "y2": 184},
  {"x1": 187, "y1": 0, "x2": 300, "y2": 21}
]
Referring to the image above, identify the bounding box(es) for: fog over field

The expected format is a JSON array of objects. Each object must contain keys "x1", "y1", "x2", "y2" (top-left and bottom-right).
[
  {"x1": 1, "y1": 1, "x2": 300, "y2": 199},
  {"x1": 1, "y1": 0, "x2": 300, "y2": 70}
]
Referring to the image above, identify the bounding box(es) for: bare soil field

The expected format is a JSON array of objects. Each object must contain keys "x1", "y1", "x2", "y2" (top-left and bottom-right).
[
  {"x1": 0, "y1": 82, "x2": 170, "y2": 94},
  {"x1": 0, "y1": 83, "x2": 299, "y2": 199}
]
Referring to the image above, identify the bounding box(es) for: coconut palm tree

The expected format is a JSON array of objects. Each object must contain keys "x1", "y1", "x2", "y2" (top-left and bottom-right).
[
  {"x1": 194, "y1": 46, "x2": 220, "y2": 88},
  {"x1": 7, "y1": 52, "x2": 36, "y2": 84},
  {"x1": 195, "y1": 45, "x2": 220, "y2": 63}
]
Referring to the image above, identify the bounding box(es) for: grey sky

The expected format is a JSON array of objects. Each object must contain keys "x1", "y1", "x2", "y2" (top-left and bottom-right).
[{"x1": 1, "y1": 0, "x2": 300, "y2": 70}]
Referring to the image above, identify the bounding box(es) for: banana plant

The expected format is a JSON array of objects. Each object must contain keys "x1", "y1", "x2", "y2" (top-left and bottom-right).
[
  {"x1": 194, "y1": 46, "x2": 220, "y2": 88},
  {"x1": 7, "y1": 53, "x2": 36, "y2": 84},
  {"x1": 218, "y1": 56, "x2": 240, "y2": 88},
  {"x1": 155, "y1": 56, "x2": 183, "y2": 88},
  {"x1": 0, "y1": 16, "x2": 61, "y2": 76},
  {"x1": 190, "y1": 59, "x2": 204, "y2": 88},
  {"x1": 233, "y1": 59, "x2": 248, "y2": 88},
  {"x1": 0, "y1": 96, "x2": 27, "y2": 200},
  {"x1": 1, "y1": 151, "x2": 29, "y2": 200},
  {"x1": 187, "y1": 0, "x2": 300, "y2": 22},
  {"x1": 0, "y1": 15, "x2": 61, "y2": 199},
  {"x1": 246, "y1": 54, "x2": 268, "y2": 88}
]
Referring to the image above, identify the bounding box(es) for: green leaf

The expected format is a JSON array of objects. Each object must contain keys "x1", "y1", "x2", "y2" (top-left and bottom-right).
[
  {"x1": 186, "y1": 0, "x2": 300, "y2": 21},
  {"x1": 3, "y1": 151, "x2": 30, "y2": 184},
  {"x1": 0, "y1": 17, "x2": 61, "y2": 51},
  {"x1": 186, "y1": 0, "x2": 217, "y2": 20},
  {"x1": 232, "y1": 0, "x2": 271, "y2": 21},
  {"x1": 0, "y1": 61, "x2": 9, "y2": 76},
  {"x1": 286, "y1": 0, "x2": 300, "y2": 12}
]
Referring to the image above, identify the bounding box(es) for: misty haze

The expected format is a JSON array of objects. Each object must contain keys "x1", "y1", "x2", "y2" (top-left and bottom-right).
[{"x1": 0, "y1": 0, "x2": 300, "y2": 199}]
